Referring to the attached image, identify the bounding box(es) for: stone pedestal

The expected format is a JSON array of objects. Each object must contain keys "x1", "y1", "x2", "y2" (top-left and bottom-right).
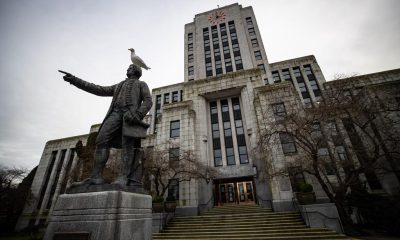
[{"x1": 44, "y1": 191, "x2": 152, "y2": 240}]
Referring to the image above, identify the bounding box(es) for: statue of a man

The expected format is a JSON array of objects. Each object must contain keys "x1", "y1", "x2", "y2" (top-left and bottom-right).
[{"x1": 61, "y1": 64, "x2": 152, "y2": 188}]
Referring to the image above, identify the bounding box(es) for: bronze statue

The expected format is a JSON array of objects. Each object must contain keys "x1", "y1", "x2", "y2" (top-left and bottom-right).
[{"x1": 59, "y1": 64, "x2": 152, "y2": 189}]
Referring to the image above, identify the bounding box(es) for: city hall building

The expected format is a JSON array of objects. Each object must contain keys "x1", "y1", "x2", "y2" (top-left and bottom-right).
[{"x1": 16, "y1": 3, "x2": 400, "y2": 230}]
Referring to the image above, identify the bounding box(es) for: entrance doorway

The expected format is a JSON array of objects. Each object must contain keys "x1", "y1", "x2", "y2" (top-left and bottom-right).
[{"x1": 215, "y1": 178, "x2": 255, "y2": 206}]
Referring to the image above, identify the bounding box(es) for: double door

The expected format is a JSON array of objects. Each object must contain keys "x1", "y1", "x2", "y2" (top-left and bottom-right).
[{"x1": 218, "y1": 181, "x2": 255, "y2": 205}]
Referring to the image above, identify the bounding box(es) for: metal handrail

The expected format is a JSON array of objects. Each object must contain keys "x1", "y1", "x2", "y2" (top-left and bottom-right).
[
  {"x1": 291, "y1": 197, "x2": 344, "y2": 233},
  {"x1": 256, "y1": 194, "x2": 273, "y2": 211}
]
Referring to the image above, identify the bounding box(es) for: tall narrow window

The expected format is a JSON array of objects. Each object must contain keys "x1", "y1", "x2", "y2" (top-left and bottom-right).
[
  {"x1": 254, "y1": 51, "x2": 262, "y2": 60},
  {"x1": 304, "y1": 65, "x2": 320, "y2": 97},
  {"x1": 188, "y1": 66, "x2": 194, "y2": 76},
  {"x1": 188, "y1": 43, "x2": 193, "y2": 52},
  {"x1": 164, "y1": 93, "x2": 170, "y2": 104},
  {"x1": 251, "y1": 38, "x2": 259, "y2": 48},
  {"x1": 234, "y1": 55, "x2": 243, "y2": 70},
  {"x1": 169, "y1": 148, "x2": 180, "y2": 168},
  {"x1": 282, "y1": 69, "x2": 292, "y2": 82},
  {"x1": 59, "y1": 148, "x2": 75, "y2": 194},
  {"x1": 172, "y1": 91, "x2": 178, "y2": 102},
  {"x1": 293, "y1": 67, "x2": 311, "y2": 102},
  {"x1": 279, "y1": 132, "x2": 297, "y2": 155},
  {"x1": 248, "y1": 27, "x2": 255, "y2": 36},
  {"x1": 221, "y1": 100, "x2": 235, "y2": 165},
  {"x1": 246, "y1": 17, "x2": 253, "y2": 26},
  {"x1": 47, "y1": 149, "x2": 67, "y2": 209},
  {"x1": 170, "y1": 120, "x2": 180, "y2": 138},
  {"x1": 258, "y1": 64, "x2": 266, "y2": 74},
  {"x1": 154, "y1": 95, "x2": 162, "y2": 133},
  {"x1": 36, "y1": 151, "x2": 57, "y2": 210},
  {"x1": 188, "y1": 54, "x2": 193, "y2": 63},
  {"x1": 187, "y1": 33, "x2": 193, "y2": 42},
  {"x1": 210, "y1": 102, "x2": 222, "y2": 166},
  {"x1": 272, "y1": 71, "x2": 281, "y2": 83},
  {"x1": 225, "y1": 58, "x2": 232, "y2": 73},
  {"x1": 232, "y1": 98, "x2": 248, "y2": 164}
]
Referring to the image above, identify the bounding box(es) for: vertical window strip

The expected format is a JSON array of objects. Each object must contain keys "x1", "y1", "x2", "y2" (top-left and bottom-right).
[
  {"x1": 232, "y1": 98, "x2": 248, "y2": 164},
  {"x1": 46, "y1": 149, "x2": 67, "y2": 209},
  {"x1": 36, "y1": 151, "x2": 57, "y2": 210},
  {"x1": 221, "y1": 99, "x2": 235, "y2": 165},
  {"x1": 154, "y1": 95, "x2": 162, "y2": 133},
  {"x1": 210, "y1": 102, "x2": 222, "y2": 166}
]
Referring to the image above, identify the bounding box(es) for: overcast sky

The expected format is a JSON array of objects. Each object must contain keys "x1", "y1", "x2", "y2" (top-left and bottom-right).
[{"x1": 0, "y1": 0, "x2": 399, "y2": 170}]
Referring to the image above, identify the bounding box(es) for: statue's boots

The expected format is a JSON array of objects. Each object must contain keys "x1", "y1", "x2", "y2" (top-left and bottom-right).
[
  {"x1": 86, "y1": 147, "x2": 109, "y2": 185},
  {"x1": 70, "y1": 147, "x2": 108, "y2": 187},
  {"x1": 111, "y1": 146, "x2": 135, "y2": 187}
]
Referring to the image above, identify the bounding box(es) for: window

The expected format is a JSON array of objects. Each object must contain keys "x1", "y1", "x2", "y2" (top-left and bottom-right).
[
  {"x1": 264, "y1": 78, "x2": 269, "y2": 85},
  {"x1": 188, "y1": 43, "x2": 193, "y2": 52},
  {"x1": 318, "y1": 148, "x2": 334, "y2": 175},
  {"x1": 246, "y1": 17, "x2": 253, "y2": 26},
  {"x1": 187, "y1": 33, "x2": 193, "y2": 42},
  {"x1": 221, "y1": 100, "x2": 235, "y2": 165},
  {"x1": 220, "y1": 23, "x2": 226, "y2": 34},
  {"x1": 272, "y1": 102, "x2": 287, "y2": 121},
  {"x1": 204, "y1": 39, "x2": 210, "y2": 47},
  {"x1": 215, "y1": 60, "x2": 222, "y2": 75},
  {"x1": 232, "y1": 44, "x2": 240, "y2": 52},
  {"x1": 164, "y1": 93, "x2": 170, "y2": 104},
  {"x1": 279, "y1": 132, "x2": 297, "y2": 154},
  {"x1": 168, "y1": 179, "x2": 179, "y2": 200},
  {"x1": 292, "y1": 67, "x2": 302, "y2": 78},
  {"x1": 272, "y1": 71, "x2": 281, "y2": 83},
  {"x1": 205, "y1": 50, "x2": 211, "y2": 59},
  {"x1": 169, "y1": 148, "x2": 180, "y2": 167},
  {"x1": 251, "y1": 38, "x2": 259, "y2": 48},
  {"x1": 206, "y1": 62, "x2": 213, "y2": 77},
  {"x1": 203, "y1": 28, "x2": 209, "y2": 37},
  {"x1": 223, "y1": 45, "x2": 230, "y2": 54},
  {"x1": 248, "y1": 27, "x2": 255, "y2": 36},
  {"x1": 188, "y1": 54, "x2": 193, "y2": 63},
  {"x1": 254, "y1": 51, "x2": 262, "y2": 60},
  {"x1": 36, "y1": 151, "x2": 57, "y2": 210},
  {"x1": 230, "y1": 32, "x2": 237, "y2": 41},
  {"x1": 154, "y1": 95, "x2": 162, "y2": 133},
  {"x1": 188, "y1": 66, "x2": 194, "y2": 76},
  {"x1": 225, "y1": 58, "x2": 232, "y2": 72},
  {"x1": 180, "y1": 90, "x2": 183, "y2": 101},
  {"x1": 282, "y1": 69, "x2": 292, "y2": 82},
  {"x1": 172, "y1": 91, "x2": 179, "y2": 102},
  {"x1": 210, "y1": 102, "x2": 222, "y2": 166},
  {"x1": 258, "y1": 64, "x2": 266, "y2": 74},
  {"x1": 170, "y1": 120, "x2": 180, "y2": 138},
  {"x1": 232, "y1": 98, "x2": 248, "y2": 164},
  {"x1": 47, "y1": 149, "x2": 67, "y2": 209},
  {"x1": 336, "y1": 146, "x2": 347, "y2": 161},
  {"x1": 235, "y1": 55, "x2": 243, "y2": 70},
  {"x1": 309, "y1": 80, "x2": 321, "y2": 97}
]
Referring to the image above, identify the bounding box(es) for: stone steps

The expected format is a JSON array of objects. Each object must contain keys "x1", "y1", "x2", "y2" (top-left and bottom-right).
[{"x1": 152, "y1": 205, "x2": 349, "y2": 240}]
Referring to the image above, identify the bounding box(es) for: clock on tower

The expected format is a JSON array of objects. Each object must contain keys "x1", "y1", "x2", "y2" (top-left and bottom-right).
[{"x1": 207, "y1": 10, "x2": 226, "y2": 25}]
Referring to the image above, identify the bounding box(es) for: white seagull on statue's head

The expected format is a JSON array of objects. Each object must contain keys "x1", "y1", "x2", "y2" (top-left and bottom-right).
[{"x1": 128, "y1": 48, "x2": 151, "y2": 70}]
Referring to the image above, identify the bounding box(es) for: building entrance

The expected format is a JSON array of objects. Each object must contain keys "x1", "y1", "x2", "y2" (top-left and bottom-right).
[{"x1": 215, "y1": 178, "x2": 255, "y2": 205}]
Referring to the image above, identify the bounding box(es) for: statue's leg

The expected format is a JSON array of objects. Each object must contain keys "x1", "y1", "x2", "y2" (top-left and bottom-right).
[
  {"x1": 88, "y1": 146, "x2": 110, "y2": 184},
  {"x1": 112, "y1": 136, "x2": 135, "y2": 186},
  {"x1": 128, "y1": 139, "x2": 144, "y2": 187}
]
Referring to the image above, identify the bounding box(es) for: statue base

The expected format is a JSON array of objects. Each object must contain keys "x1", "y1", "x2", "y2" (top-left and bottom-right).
[
  {"x1": 44, "y1": 191, "x2": 152, "y2": 240},
  {"x1": 66, "y1": 182, "x2": 146, "y2": 194}
]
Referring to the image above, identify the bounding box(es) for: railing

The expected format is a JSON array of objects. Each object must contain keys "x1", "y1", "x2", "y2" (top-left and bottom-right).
[
  {"x1": 198, "y1": 195, "x2": 214, "y2": 215},
  {"x1": 256, "y1": 194, "x2": 274, "y2": 211},
  {"x1": 291, "y1": 197, "x2": 344, "y2": 233}
]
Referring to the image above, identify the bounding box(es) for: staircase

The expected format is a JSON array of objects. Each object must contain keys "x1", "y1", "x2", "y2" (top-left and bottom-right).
[{"x1": 153, "y1": 204, "x2": 349, "y2": 239}]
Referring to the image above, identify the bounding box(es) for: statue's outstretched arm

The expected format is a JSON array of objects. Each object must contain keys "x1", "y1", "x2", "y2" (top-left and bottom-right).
[{"x1": 59, "y1": 70, "x2": 115, "y2": 97}]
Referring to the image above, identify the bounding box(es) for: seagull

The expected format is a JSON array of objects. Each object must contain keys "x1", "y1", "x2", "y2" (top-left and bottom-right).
[{"x1": 128, "y1": 48, "x2": 151, "y2": 70}]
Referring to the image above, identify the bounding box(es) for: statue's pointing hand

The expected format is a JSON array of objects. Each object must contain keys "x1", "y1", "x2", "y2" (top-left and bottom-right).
[{"x1": 58, "y1": 70, "x2": 76, "y2": 83}]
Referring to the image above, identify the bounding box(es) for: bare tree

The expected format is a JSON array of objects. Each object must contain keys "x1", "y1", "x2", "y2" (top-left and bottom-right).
[
  {"x1": 143, "y1": 146, "x2": 217, "y2": 198},
  {"x1": 256, "y1": 76, "x2": 400, "y2": 227}
]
